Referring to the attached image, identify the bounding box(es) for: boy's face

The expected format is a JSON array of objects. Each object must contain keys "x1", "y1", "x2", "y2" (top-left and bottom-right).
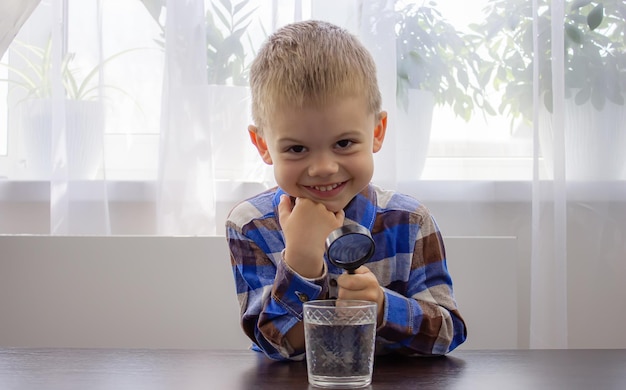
[{"x1": 249, "y1": 96, "x2": 387, "y2": 212}]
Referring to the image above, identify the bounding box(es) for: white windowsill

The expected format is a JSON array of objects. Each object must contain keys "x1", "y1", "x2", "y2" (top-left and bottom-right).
[{"x1": 1, "y1": 179, "x2": 624, "y2": 203}]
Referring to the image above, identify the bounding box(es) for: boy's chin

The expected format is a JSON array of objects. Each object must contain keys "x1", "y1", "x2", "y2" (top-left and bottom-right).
[
  {"x1": 286, "y1": 190, "x2": 350, "y2": 212},
  {"x1": 295, "y1": 196, "x2": 345, "y2": 213},
  {"x1": 319, "y1": 199, "x2": 349, "y2": 213}
]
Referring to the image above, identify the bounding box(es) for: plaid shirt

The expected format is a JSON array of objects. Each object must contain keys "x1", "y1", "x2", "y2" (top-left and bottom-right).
[{"x1": 226, "y1": 183, "x2": 466, "y2": 361}]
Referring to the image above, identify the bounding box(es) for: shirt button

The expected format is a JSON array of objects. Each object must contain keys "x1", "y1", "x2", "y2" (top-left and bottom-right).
[
  {"x1": 296, "y1": 292, "x2": 309, "y2": 302},
  {"x1": 329, "y1": 279, "x2": 337, "y2": 287}
]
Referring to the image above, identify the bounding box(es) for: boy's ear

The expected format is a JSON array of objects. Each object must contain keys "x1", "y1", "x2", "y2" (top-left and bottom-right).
[
  {"x1": 372, "y1": 111, "x2": 388, "y2": 153},
  {"x1": 248, "y1": 125, "x2": 273, "y2": 165}
]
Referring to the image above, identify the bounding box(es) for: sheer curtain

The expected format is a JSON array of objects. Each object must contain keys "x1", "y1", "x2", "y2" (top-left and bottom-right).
[
  {"x1": 158, "y1": 0, "x2": 214, "y2": 235},
  {"x1": 528, "y1": 0, "x2": 625, "y2": 348},
  {"x1": 1, "y1": 0, "x2": 625, "y2": 349},
  {"x1": 0, "y1": 1, "x2": 40, "y2": 58}
]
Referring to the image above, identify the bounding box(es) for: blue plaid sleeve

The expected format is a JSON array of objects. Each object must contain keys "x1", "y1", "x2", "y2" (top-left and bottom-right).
[
  {"x1": 373, "y1": 204, "x2": 467, "y2": 356},
  {"x1": 227, "y1": 219, "x2": 328, "y2": 361}
]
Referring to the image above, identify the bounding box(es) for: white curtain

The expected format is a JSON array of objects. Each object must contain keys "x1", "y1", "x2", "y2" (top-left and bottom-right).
[
  {"x1": 528, "y1": 0, "x2": 625, "y2": 348},
  {"x1": 529, "y1": 0, "x2": 568, "y2": 349},
  {"x1": 157, "y1": 0, "x2": 214, "y2": 235},
  {"x1": 0, "y1": 0, "x2": 40, "y2": 58},
  {"x1": 1, "y1": 0, "x2": 625, "y2": 349}
]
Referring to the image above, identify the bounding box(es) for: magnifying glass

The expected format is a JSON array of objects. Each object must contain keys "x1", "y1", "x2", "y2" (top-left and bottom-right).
[{"x1": 325, "y1": 224, "x2": 375, "y2": 274}]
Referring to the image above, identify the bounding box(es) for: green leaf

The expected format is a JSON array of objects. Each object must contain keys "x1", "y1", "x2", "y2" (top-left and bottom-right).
[
  {"x1": 482, "y1": 100, "x2": 497, "y2": 116},
  {"x1": 139, "y1": 0, "x2": 165, "y2": 27},
  {"x1": 211, "y1": 3, "x2": 230, "y2": 30},
  {"x1": 543, "y1": 91, "x2": 553, "y2": 113},
  {"x1": 565, "y1": 24, "x2": 582, "y2": 44},
  {"x1": 591, "y1": 85, "x2": 605, "y2": 110},
  {"x1": 457, "y1": 69, "x2": 469, "y2": 88},
  {"x1": 607, "y1": 91, "x2": 624, "y2": 105},
  {"x1": 233, "y1": 8, "x2": 256, "y2": 30},
  {"x1": 570, "y1": 0, "x2": 592, "y2": 12},
  {"x1": 233, "y1": 0, "x2": 249, "y2": 15},
  {"x1": 574, "y1": 86, "x2": 591, "y2": 105},
  {"x1": 218, "y1": 0, "x2": 233, "y2": 15},
  {"x1": 587, "y1": 3, "x2": 604, "y2": 31}
]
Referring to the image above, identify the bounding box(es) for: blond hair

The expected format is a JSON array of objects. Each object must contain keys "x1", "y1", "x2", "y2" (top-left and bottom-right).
[{"x1": 249, "y1": 20, "x2": 382, "y2": 133}]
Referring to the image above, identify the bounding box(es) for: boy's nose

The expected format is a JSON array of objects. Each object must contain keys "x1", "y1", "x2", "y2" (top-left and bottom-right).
[{"x1": 308, "y1": 154, "x2": 339, "y2": 177}]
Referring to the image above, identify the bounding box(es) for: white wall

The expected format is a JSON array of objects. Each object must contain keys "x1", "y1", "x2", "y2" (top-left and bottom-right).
[
  {"x1": 0, "y1": 235, "x2": 518, "y2": 350},
  {"x1": 0, "y1": 236, "x2": 250, "y2": 349}
]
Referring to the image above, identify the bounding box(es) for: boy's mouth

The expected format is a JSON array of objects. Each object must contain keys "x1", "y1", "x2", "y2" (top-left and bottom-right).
[
  {"x1": 305, "y1": 181, "x2": 347, "y2": 196},
  {"x1": 311, "y1": 182, "x2": 341, "y2": 192}
]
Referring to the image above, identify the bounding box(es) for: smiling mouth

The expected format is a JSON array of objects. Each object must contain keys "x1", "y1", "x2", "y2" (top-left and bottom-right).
[{"x1": 307, "y1": 182, "x2": 345, "y2": 192}]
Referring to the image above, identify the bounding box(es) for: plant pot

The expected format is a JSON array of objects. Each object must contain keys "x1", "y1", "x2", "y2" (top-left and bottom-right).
[
  {"x1": 539, "y1": 97, "x2": 626, "y2": 180},
  {"x1": 17, "y1": 99, "x2": 104, "y2": 180},
  {"x1": 395, "y1": 89, "x2": 435, "y2": 180}
]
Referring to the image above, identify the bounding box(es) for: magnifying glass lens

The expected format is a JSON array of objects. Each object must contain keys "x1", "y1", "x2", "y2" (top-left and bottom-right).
[
  {"x1": 325, "y1": 225, "x2": 375, "y2": 273},
  {"x1": 327, "y1": 234, "x2": 372, "y2": 264}
]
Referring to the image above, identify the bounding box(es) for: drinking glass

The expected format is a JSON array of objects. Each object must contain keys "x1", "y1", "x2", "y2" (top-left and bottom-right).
[{"x1": 303, "y1": 299, "x2": 377, "y2": 389}]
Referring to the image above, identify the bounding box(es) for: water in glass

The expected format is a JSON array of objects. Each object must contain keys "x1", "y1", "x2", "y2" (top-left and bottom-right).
[{"x1": 303, "y1": 300, "x2": 377, "y2": 388}]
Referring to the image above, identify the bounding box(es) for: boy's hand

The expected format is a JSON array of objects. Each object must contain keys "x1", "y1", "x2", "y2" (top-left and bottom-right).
[
  {"x1": 337, "y1": 266, "x2": 385, "y2": 324},
  {"x1": 278, "y1": 195, "x2": 344, "y2": 278}
]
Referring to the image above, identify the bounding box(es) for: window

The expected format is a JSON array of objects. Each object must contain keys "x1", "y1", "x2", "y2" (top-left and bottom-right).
[
  {"x1": 2, "y1": 0, "x2": 623, "y2": 235},
  {"x1": 0, "y1": 0, "x2": 540, "y2": 183}
]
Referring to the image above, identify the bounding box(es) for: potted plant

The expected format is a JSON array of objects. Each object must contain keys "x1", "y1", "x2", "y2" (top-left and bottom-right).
[
  {"x1": 140, "y1": 0, "x2": 257, "y2": 86},
  {"x1": 1, "y1": 38, "x2": 138, "y2": 179},
  {"x1": 3, "y1": 38, "x2": 136, "y2": 101},
  {"x1": 394, "y1": 1, "x2": 490, "y2": 179},
  {"x1": 140, "y1": 0, "x2": 263, "y2": 181},
  {"x1": 395, "y1": 1, "x2": 489, "y2": 118},
  {"x1": 202, "y1": 0, "x2": 261, "y2": 180},
  {"x1": 469, "y1": 0, "x2": 626, "y2": 179}
]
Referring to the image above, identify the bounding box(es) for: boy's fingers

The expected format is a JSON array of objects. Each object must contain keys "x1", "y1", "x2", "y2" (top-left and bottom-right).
[
  {"x1": 337, "y1": 266, "x2": 375, "y2": 290},
  {"x1": 351, "y1": 266, "x2": 369, "y2": 275},
  {"x1": 334, "y1": 209, "x2": 345, "y2": 225},
  {"x1": 277, "y1": 194, "x2": 293, "y2": 221}
]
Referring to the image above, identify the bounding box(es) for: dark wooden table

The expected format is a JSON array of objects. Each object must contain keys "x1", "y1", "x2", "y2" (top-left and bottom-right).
[{"x1": 1, "y1": 348, "x2": 625, "y2": 389}]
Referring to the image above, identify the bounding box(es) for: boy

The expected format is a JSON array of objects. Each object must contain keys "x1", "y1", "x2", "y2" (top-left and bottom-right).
[{"x1": 226, "y1": 20, "x2": 466, "y2": 361}]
